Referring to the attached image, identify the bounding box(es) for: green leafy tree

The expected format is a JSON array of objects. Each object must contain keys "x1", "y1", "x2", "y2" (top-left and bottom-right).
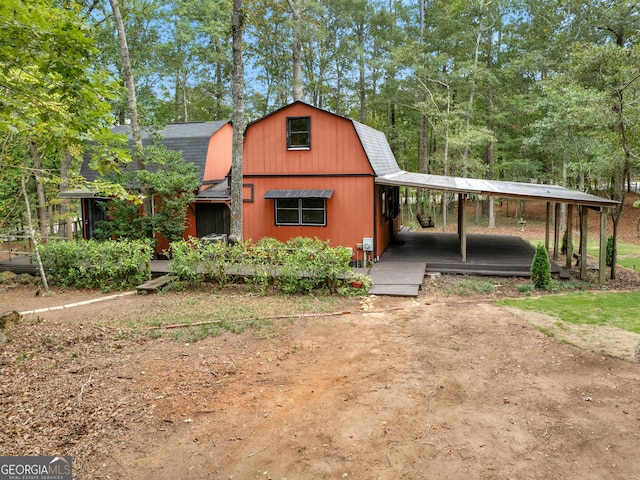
[{"x1": 95, "y1": 146, "x2": 200, "y2": 244}]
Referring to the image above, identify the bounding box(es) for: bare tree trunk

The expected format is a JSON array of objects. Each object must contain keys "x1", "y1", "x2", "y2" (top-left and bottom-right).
[
  {"x1": 21, "y1": 169, "x2": 49, "y2": 294},
  {"x1": 356, "y1": 23, "x2": 366, "y2": 122},
  {"x1": 29, "y1": 141, "x2": 48, "y2": 236},
  {"x1": 58, "y1": 152, "x2": 73, "y2": 240},
  {"x1": 461, "y1": 0, "x2": 485, "y2": 177},
  {"x1": 108, "y1": 0, "x2": 150, "y2": 217},
  {"x1": 286, "y1": 0, "x2": 303, "y2": 102},
  {"x1": 230, "y1": 0, "x2": 245, "y2": 242}
]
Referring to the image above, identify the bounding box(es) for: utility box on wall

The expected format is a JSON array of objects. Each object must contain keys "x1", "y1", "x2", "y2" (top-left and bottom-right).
[{"x1": 362, "y1": 237, "x2": 373, "y2": 252}]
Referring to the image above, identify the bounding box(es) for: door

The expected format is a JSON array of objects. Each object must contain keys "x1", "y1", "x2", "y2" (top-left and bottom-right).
[{"x1": 196, "y1": 203, "x2": 230, "y2": 238}]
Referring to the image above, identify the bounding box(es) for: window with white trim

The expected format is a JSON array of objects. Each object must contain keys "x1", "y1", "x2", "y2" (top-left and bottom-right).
[{"x1": 275, "y1": 197, "x2": 326, "y2": 226}]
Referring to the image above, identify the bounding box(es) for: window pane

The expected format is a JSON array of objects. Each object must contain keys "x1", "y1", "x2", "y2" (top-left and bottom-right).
[
  {"x1": 277, "y1": 198, "x2": 298, "y2": 208},
  {"x1": 302, "y1": 198, "x2": 324, "y2": 208},
  {"x1": 290, "y1": 133, "x2": 309, "y2": 147},
  {"x1": 302, "y1": 209, "x2": 325, "y2": 225},
  {"x1": 276, "y1": 209, "x2": 300, "y2": 224},
  {"x1": 289, "y1": 118, "x2": 309, "y2": 131}
]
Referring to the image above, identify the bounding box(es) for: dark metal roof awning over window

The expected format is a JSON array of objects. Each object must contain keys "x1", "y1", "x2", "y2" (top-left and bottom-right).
[{"x1": 264, "y1": 189, "x2": 334, "y2": 199}]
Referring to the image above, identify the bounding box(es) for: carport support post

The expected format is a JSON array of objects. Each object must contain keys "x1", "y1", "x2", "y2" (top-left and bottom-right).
[
  {"x1": 545, "y1": 202, "x2": 551, "y2": 251},
  {"x1": 553, "y1": 202, "x2": 561, "y2": 261},
  {"x1": 459, "y1": 193, "x2": 467, "y2": 263},
  {"x1": 579, "y1": 206, "x2": 588, "y2": 281},
  {"x1": 599, "y1": 207, "x2": 607, "y2": 285},
  {"x1": 566, "y1": 204, "x2": 574, "y2": 269}
]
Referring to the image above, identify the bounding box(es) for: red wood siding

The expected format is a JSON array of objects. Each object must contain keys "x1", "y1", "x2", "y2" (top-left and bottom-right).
[
  {"x1": 243, "y1": 104, "x2": 374, "y2": 176},
  {"x1": 243, "y1": 176, "x2": 375, "y2": 252},
  {"x1": 203, "y1": 123, "x2": 233, "y2": 185},
  {"x1": 243, "y1": 104, "x2": 378, "y2": 253}
]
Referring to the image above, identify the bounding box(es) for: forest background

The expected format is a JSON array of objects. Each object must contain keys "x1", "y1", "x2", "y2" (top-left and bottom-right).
[{"x1": 0, "y1": 0, "x2": 639, "y2": 246}]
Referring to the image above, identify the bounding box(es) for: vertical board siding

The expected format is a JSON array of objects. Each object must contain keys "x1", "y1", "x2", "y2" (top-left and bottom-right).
[
  {"x1": 203, "y1": 123, "x2": 233, "y2": 183},
  {"x1": 244, "y1": 104, "x2": 373, "y2": 176},
  {"x1": 243, "y1": 103, "x2": 399, "y2": 256},
  {"x1": 244, "y1": 176, "x2": 374, "y2": 251}
]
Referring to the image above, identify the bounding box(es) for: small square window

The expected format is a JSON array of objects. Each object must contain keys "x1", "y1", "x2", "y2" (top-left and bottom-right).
[{"x1": 287, "y1": 117, "x2": 311, "y2": 149}]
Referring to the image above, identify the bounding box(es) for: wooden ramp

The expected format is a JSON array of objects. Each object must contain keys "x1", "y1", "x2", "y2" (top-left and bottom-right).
[
  {"x1": 136, "y1": 275, "x2": 178, "y2": 293},
  {"x1": 368, "y1": 260, "x2": 426, "y2": 297}
]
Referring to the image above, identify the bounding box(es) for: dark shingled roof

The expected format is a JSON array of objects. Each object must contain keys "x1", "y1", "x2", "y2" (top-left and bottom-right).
[
  {"x1": 196, "y1": 181, "x2": 231, "y2": 201},
  {"x1": 81, "y1": 121, "x2": 229, "y2": 182}
]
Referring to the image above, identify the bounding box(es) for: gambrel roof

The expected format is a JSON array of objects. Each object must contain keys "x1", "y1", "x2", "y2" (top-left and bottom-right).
[
  {"x1": 246, "y1": 101, "x2": 401, "y2": 178},
  {"x1": 352, "y1": 121, "x2": 401, "y2": 177}
]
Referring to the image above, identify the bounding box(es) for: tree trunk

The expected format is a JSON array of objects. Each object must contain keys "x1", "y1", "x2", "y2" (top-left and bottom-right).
[
  {"x1": 286, "y1": 0, "x2": 303, "y2": 102},
  {"x1": 461, "y1": 0, "x2": 485, "y2": 177},
  {"x1": 59, "y1": 152, "x2": 73, "y2": 240},
  {"x1": 21, "y1": 169, "x2": 49, "y2": 294},
  {"x1": 356, "y1": 23, "x2": 366, "y2": 122},
  {"x1": 108, "y1": 0, "x2": 149, "y2": 217},
  {"x1": 230, "y1": 0, "x2": 245, "y2": 242},
  {"x1": 29, "y1": 141, "x2": 48, "y2": 237}
]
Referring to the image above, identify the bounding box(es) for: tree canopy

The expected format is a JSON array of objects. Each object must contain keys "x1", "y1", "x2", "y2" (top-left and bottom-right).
[{"x1": 1, "y1": 0, "x2": 639, "y2": 240}]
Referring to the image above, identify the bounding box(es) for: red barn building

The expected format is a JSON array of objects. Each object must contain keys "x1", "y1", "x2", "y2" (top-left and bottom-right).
[
  {"x1": 76, "y1": 103, "x2": 401, "y2": 261},
  {"x1": 242, "y1": 102, "x2": 402, "y2": 262}
]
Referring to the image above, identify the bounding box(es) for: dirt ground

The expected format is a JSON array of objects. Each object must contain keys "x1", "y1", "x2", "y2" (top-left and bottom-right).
[{"x1": 1, "y1": 197, "x2": 640, "y2": 480}]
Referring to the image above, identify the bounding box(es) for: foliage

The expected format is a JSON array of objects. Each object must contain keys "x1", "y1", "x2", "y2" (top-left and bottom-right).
[
  {"x1": 170, "y1": 236, "x2": 360, "y2": 295},
  {"x1": 137, "y1": 146, "x2": 200, "y2": 243},
  {"x1": 93, "y1": 200, "x2": 152, "y2": 242},
  {"x1": 93, "y1": 145, "x2": 199, "y2": 243},
  {"x1": 530, "y1": 243, "x2": 552, "y2": 290},
  {"x1": 37, "y1": 239, "x2": 153, "y2": 291},
  {"x1": 606, "y1": 235, "x2": 614, "y2": 267},
  {"x1": 561, "y1": 229, "x2": 569, "y2": 255}
]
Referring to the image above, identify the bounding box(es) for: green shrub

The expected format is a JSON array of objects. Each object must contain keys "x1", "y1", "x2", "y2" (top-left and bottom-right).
[
  {"x1": 606, "y1": 235, "x2": 614, "y2": 267},
  {"x1": 170, "y1": 236, "x2": 358, "y2": 295},
  {"x1": 38, "y1": 239, "x2": 153, "y2": 290},
  {"x1": 530, "y1": 243, "x2": 552, "y2": 290}
]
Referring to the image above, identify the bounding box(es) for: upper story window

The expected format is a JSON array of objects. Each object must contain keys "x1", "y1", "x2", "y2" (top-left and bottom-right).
[{"x1": 287, "y1": 116, "x2": 311, "y2": 150}]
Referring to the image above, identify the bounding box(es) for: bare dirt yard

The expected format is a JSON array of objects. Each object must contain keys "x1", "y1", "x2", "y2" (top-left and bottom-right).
[{"x1": 1, "y1": 196, "x2": 640, "y2": 480}]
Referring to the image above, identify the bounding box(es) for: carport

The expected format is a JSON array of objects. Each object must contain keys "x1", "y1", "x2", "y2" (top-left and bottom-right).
[{"x1": 376, "y1": 171, "x2": 619, "y2": 285}]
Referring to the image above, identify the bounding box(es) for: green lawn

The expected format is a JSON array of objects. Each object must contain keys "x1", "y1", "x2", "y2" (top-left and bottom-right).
[
  {"x1": 498, "y1": 291, "x2": 640, "y2": 334},
  {"x1": 528, "y1": 239, "x2": 640, "y2": 272}
]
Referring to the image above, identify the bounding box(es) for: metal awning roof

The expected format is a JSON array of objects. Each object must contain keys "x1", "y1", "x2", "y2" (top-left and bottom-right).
[
  {"x1": 58, "y1": 190, "x2": 108, "y2": 199},
  {"x1": 264, "y1": 189, "x2": 334, "y2": 199},
  {"x1": 376, "y1": 171, "x2": 618, "y2": 208}
]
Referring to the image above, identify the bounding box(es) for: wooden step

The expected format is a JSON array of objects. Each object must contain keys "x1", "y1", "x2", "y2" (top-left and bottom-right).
[{"x1": 136, "y1": 275, "x2": 178, "y2": 293}]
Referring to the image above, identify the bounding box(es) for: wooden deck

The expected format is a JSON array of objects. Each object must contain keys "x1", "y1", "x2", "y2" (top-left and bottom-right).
[
  {"x1": 2, "y1": 232, "x2": 571, "y2": 298},
  {"x1": 367, "y1": 230, "x2": 571, "y2": 297}
]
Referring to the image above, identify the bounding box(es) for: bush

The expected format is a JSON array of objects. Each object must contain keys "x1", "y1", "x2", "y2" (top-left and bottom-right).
[
  {"x1": 37, "y1": 239, "x2": 153, "y2": 291},
  {"x1": 606, "y1": 235, "x2": 614, "y2": 267},
  {"x1": 530, "y1": 243, "x2": 552, "y2": 290},
  {"x1": 170, "y1": 236, "x2": 358, "y2": 295}
]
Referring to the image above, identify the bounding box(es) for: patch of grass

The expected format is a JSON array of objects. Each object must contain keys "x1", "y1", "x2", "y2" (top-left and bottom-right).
[
  {"x1": 447, "y1": 278, "x2": 498, "y2": 295},
  {"x1": 120, "y1": 287, "x2": 357, "y2": 343},
  {"x1": 497, "y1": 291, "x2": 640, "y2": 334},
  {"x1": 617, "y1": 256, "x2": 640, "y2": 272}
]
